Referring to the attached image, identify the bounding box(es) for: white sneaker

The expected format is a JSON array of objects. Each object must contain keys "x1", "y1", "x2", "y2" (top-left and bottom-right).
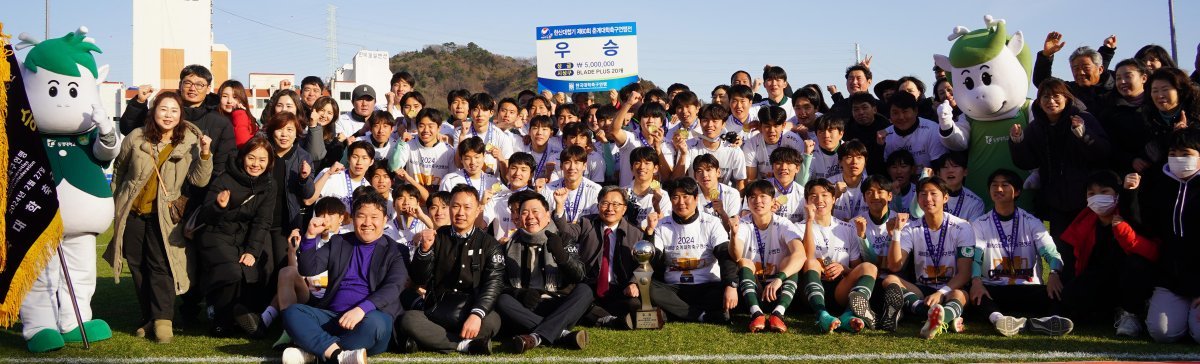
[
  {"x1": 281, "y1": 347, "x2": 318, "y2": 364},
  {"x1": 1115, "y1": 310, "x2": 1143, "y2": 337},
  {"x1": 337, "y1": 348, "x2": 368, "y2": 364}
]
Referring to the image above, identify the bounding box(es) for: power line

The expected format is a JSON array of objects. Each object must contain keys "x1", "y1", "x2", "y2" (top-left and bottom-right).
[{"x1": 212, "y1": 6, "x2": 370, "y2": 50}]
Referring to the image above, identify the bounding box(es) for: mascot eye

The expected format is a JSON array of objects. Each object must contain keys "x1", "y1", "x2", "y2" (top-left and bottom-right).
[
  {"x1": 48, "y1": 86, "x2": 58, "y2": 97},
  {"x1": 69, "y1": 87, "x2": 79, "y2": 98},
  {"x1": 963, "y1": 77, "x2": 976, "y2": 90},
  {"x1": 981, "y1": 72, "x2": 993, "y2": 86}
]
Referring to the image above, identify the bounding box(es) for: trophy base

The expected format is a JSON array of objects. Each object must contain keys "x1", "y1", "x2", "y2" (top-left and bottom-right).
[{"x1": 627, "y1": 308, "x2": 665, "y2": 330}]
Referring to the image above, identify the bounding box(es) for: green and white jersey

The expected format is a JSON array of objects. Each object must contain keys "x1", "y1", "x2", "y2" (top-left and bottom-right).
[
  {"x1": 829, "y1": 173, "x2": 868, "y2": 221},
  {"x1": 681, "y1": 138, "x2": 748, "y2": 186},
  {"x1": 971, "y1": 208, "x2": 1059, "y2": 286},
  {"x1": 735, "y1": 215, "x2": 802, "y2": 277},
  {"x1": 697, "y1": 182, "x2": 742, "y2": 220},
  {"x1": 803, "y1": 218, "x2": 861, "y2": 267},
  {"x1": 808, "y1": 144, "x2": 842, "y2": 181},
  {"x1": 654, "y1": 212, "x2": 730, "y2": 285},
  {"x1": 946, "y1": 187, "x2": 987, "y2": 221},
  {"x1": 741, "y1": 131, "x2": 806, "y2": 180},
  {"x1": 863, "y1": 210, "x2": 900, "y2": 260},
  {"x1": 883, "y1": 118, "x2": 948, "y2": 169},
  {"x1": 899, "y1": 213, "x2": 976, "y2": 289}
]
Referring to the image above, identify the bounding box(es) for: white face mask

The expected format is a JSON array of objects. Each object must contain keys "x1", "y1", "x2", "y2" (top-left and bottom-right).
[
  {"x1": 1168, "y1": 156, "x2": 1200, "y2": 179},
  {"x1": 1086, "y1": 194, "x2": 1117, "y2": 215}
]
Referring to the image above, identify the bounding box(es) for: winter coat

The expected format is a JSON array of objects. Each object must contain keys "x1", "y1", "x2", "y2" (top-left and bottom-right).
[
  {"x1": 1010, "y1": 103, "x2": 1111, "y2": 213},
  {"x1": 194, "y1": 157, "x2": 277, "y2": 290}
]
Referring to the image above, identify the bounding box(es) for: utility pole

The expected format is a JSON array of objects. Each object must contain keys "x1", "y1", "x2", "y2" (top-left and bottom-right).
[
  {"x1": 854, "y1": 43, "x2": 861, "y2": 64},
  {"x1": 326, "y1": 4, "x2": 338, "y2": 75},
  {"x1": 44, "y1": 0, "x2": 49, "y2": 39},
  {"x1": 1168, "y1": 0, "x2": 1179, "y2": 63}
]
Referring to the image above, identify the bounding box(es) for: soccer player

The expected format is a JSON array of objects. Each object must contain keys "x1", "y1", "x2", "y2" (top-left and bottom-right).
[
  {"x1": 878, "y1": 177, "x2": 974, "y2": 339},
  {"x1": 743, "y1": 105, "x2": 807, "y2": 180},
  {"x1": 520, "y1": 115, "x2": 564, "y2": 185},
  {"x1": 623, "y1": 147, "x2": 672, "y2": 232},
  {"x1": 440, "y1": 137, "x2": 502, "y2": 199},
  {"x1": 544, "y1": 146, "x2": 603, "y2": 224},
  {"x1": 405, "y1": 109, "x2": 456, "y2": 190},
  {"x1": 483, "y1": 152, "x2": 537, "y2": 243},
  {"x1": 935, "y1": 152, "x2": 986, "y2": 221},
  {"x1": 800, "y1": 179, "x2": 879, "y2": 334},
  {"x1": 559, "y1": 122, "x2": 606, "y2": 182},
  {"x1": 882, "y1": 92, "x2": 947, "y2": 170},
  {"x1": 765, "y1": 146, "x2": 814, "y2": 223},
  {"x1": 675, "y1": 104, "x2": 748, "y2": 189},
  {"x1": 608, "y1": 94, "x2": 677, "y2": 186},
  {"x1": 725, "y1": 85, "x2": 757, "y2": 138},
  {"x1": 307, "y1": 141, "x2": 375, "y2": 207},
  {"x1": 753, "y1": 65, "x2": 797, "y2": 120},
  {"x1": 851, "y1": 175, "x2": 905, "y2": 271},
  {"x1": 886, "y1": 150, "x2": 923, "y2": 216},
  {"x1": 693, "y1": 154, "x2": 741, "y2": 224},
  {"x1": 648, "y1": 177, "x2": 738, "y2": 324},
  {"x1": 455, "y1": 93, "x2": 513, "y2": 176},
  {"x1": 830, "y1": 140, "x2": 870, "y2": 221},
  {"x1": 358, "y1": 110, "x2": 403, "y2": 165},
  {"x1": 730, "y1": 180, "x2": 807, "y2": 333},
  {"x1": 809, "y1": 115, "x2": 847, "y2": 181}
]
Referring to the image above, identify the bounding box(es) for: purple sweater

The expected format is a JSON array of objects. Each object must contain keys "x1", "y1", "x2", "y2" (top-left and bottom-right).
[{"x1": 300, "y1": 236, "x2": 378, "y2": 313}]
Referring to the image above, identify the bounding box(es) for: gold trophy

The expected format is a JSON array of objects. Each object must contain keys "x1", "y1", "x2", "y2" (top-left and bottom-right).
[{"x1": 629, "y1": 240, "x2": 665, "y2": 329}]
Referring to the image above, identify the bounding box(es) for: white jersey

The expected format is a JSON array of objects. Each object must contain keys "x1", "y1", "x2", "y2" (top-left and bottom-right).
[
  {"x1": 616, "y1": 130, "x2": 676, "y2": 186},
  {"x1": 520, "y1": 139, "x2": 565, "y2": 180},
  {"x1": 757, "y1": 178, "x2": 807, "y2": 223},
  {"x1": 549, "y1": 149, "x2": 606, "y2": 182},
  {"x1": 358, "y1": 132, "x2": 403, "y2": 164},
  {"x1": 753, "y1": 97, "x2": 797, "y2": 120},
  {"x1": 654, "y1": 212, "x2": 730, "y2": 285},
  {"x1": 883, "y1": 118, "x2": 948, "y2": 169},
  {"x1": 803, "y1": 218, "x2": 861, "y2": 268},
  {"x1": 829, "y1": 173, "x2": 868, "y2": 221},
  {"x1": 946, "y1": 188, "x2": 987, "y2": 221},
  {"x1": 891, "y1": 183, "x2": 917, "y2": 214},
  {"x1": 336, "y1": 112, "x2": 366, "y2": 138},
  {"x1": 742, "y1": 131, "x2": 806, "y2": 180},
  {"x1": 736, "y1": 215, "x2": 803, "y2": 276},
  {"x1": 484, "y1": 185, "x2": 533, "y2": 242},
  {"x1": 457, "y1": 124, "x2": 515, "y2": 175},
  {"x1": 405, "y1": 139, "x2": 455, "y2": 187},
  {"x1": 439, "y1": 170, "x2": 502, "y2": 199},
  {"x1": 316, "y1": 169, "x2": 372, "y2": 208},
  {"x1": 393, "y1": 215, "x2": 429, "y2": 260},
  {"x1": 899, "y1": 214, "x2": 976, "y2": 288},
  {"x1": 808, "y1": 146, "x2": 842, "y2": 181},
  {"x1": 681, "y1": 138, "x2": 748, "y2": 185},
  {"x1": 726, "y1": 114, "x2": 756, "y2": 140},
  {"x1": 862, "y1": 210, "x2": 900, "y2": 261},
  {"x1": 697, "y1": 182, "x2": 742, "y2": 221},
  {"x1": 665, "y1": 120, "x2": 703, "y2": 142},
  {"x1": 625, "y1": 184, "x2": 672, "y2": 229},
  {"x1": 541, "y1": 178, "x2": 602, "y2": 224},
  {"x1": 971, "y1": 209, "x2": 1056, "y2": 286}
]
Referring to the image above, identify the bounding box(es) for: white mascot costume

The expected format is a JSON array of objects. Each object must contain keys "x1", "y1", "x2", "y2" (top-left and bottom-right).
[{"x1": 17, "y1": 27, "x2": 117, "y2": 353}]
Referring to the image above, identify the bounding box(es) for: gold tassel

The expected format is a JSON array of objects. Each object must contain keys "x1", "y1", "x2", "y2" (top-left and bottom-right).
[{"x1": 0, "y1": 22, "x2": 12, "y2": 270}]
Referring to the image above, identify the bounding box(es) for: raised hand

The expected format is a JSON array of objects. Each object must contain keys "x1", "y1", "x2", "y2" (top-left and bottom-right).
[
  {"x1": 1124, "y1": 173, "x2": 1141, "y2": 190},
  {"x1": 216, "y1": 190, "x2": 231, "y2": 208},
  {"x1": 1103, "y1": 34, "x2": 1118, "y2": 49},
  {"x1": 199, "y1": 135, "x2": 213, "y2": 155},
  {"x1": 853, "y1": 216, "x2": 868, "y2": 239},
  {"x1": 92, "y1": 104, "x2": 114, "y2": 135},
  {"x1": 826, "y1": 85, "x2": 839, "y2": 95},
  {"x1": 937, "y1": 100, "x2": 955, "y2": 130},
  {"x1": 876, "y1": 130, "x2": 888, "y2": 146},
  {"x1": 804, "y1": 139, "x2": 816, "y2": 155},
  {"x1": 300, "y1": 160, "x2": 312, "y2": 179},
  {"x1": 329, "y1": 161, "x2": 346, "y2": 175},
  {"x1": 1009, "y1": 124, "x2": 1024, "y2": 143},
  {"x1": 306, "y1": 215, "x2": 329, "y2": 239},
  {"x1": 1175, "y1": 111, "x2": 1189, "y2": 131},
  {"x1": 135, "y1": 84, "x2": 156, "y2": 103},
  {"x1": 1043, "y1": 31, "x2": 1066, "y2": 56}
]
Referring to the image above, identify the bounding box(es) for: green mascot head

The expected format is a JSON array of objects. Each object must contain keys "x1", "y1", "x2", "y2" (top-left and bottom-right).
[{"x1": 933, "y1": 15, "x2": 1031, "y2": 122}]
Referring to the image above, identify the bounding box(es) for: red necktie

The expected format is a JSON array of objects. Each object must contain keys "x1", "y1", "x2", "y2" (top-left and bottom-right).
[{"x1": 598, "y1": 228, "x2": 613, "y2": 297}]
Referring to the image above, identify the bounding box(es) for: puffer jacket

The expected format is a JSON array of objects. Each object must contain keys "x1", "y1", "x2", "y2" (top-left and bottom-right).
[
  {"x1": 1010, "y1": 103, "x2": 1111, "y2": 213},
  {"x1": 194, "y1": 156, "x2": 276, "y2": 289}
]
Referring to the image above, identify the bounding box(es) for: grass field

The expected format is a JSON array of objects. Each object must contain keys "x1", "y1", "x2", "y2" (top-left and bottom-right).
[{"x1": 3, "y1": 230, "x2": 1200, "y2": 363}]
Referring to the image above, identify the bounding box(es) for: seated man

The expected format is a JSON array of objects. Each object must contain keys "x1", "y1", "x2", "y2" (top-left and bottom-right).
[
  {"x1": 565, "y1": 186, "x2": 647, "y2": 328},
  {"x1": 648, "y1": 177, "x2": 738, "y2": 324},
  {"x1": 400, "y1": 185, "x2": 504, "y2": 355},
  {"x1": 281, "y1": 191, "x2": 409, "y2": 364},
  {"x1": 497, "y1": 192, "x2": 590, "y2": 353},
  {"x1": 730, "y1": 180, "x2": 807, "y2": 333}
]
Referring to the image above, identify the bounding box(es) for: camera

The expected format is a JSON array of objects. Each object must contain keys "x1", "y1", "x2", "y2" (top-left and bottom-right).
[{"x1": 720, "y1": 132, "x2": 740, "y2": 144}]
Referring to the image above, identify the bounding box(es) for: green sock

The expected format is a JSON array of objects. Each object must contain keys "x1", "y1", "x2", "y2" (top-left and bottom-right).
[
  {"x1": 943, "y1": 299, "x2": 963, "y2": 322},
  {"x1": 738, "y1": 267, "x2": 762, "y2": 316},
  {"x1": 803, "y1": 270, "x2": 826, "y2": 313},
  {"x1": 851, "y1": 275, "x2": 876, "y2": 298},
  {"x1": 902, "y1": 289, "x2": 923, "y2": 314},
  {"x1": 772, "y1": 275, "x2": 798, "y2": 316}
]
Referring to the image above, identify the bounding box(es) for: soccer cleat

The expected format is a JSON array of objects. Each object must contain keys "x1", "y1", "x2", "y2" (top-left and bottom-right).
[
  {"x1": 1115, "y1": 310, "x2": 1143, "y2": 337},
  {"x1": 767, "y1": 314, "x2": 788, "y2": 333},
  {"x1": 748, "y1": 314, "x2": 767, "y2": 333},
  {"x1": 281, "y1": 347, "x2": 318, "y2": 364},
  {"x1": 1027, "y1": 315, "x2": 1074, "y2": 336},
  {"x1": 336, "y1": 348, "x2": 367, "y2": 364},
  {"x1": 919, "y1": 305, "x2": 946, "y2": 339},
  {"x1": 816, "y1": 312, "x2": 841, "y2": 334},
  {"x1": 948, "y1": 316, "x2": 965, "y2": 333},
  {"x1": 877, "y1": 285, "x2": 906, "y2": 332},
  {"x1": 848, "y1": 290, "x2": 877, "y2": 330},
  {"x1": 993, "y1": 316, "x2": 1026, "y2": 337},
  {"x1": 233, "y1": 305, "x2": 266, "y2": 338}
]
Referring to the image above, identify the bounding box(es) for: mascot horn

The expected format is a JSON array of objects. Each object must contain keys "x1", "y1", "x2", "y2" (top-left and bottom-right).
[
  {"x1": 934, "y1": 15, "x2": 1034, "y2": 208},
  {"x1": 17, "y1": 26, "x2": 118, "y2": 353}
]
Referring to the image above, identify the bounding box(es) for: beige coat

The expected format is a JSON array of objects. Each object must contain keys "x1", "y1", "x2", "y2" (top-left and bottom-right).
[{"x1": 104, "y1": 121, "x2": 213, "y2": 295}]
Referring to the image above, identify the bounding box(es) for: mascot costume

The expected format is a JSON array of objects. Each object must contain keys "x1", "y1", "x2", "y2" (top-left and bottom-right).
[
  {"x1": 17, "y1": 27, "x2": 118, "y2": 352},
  {"x1": 934, "y1": 15, "x2": 1034, "y2": 207}
]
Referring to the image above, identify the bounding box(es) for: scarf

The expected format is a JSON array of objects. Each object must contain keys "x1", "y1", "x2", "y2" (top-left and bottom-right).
[{"x1": 506, "y1": 222, "x2": 560, "y2": 292}]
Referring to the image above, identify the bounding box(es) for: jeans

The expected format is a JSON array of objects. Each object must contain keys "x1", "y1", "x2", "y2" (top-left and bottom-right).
[{"x1": 282, "y1": 304, "x2": 393, "y2": 356}]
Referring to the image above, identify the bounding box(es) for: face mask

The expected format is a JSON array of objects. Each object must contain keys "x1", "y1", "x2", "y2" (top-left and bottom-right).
[
  {"x1": 1086, "y1": 194, "x2": 1117, "y2": 215},
  {"x1": 1167, "y1": 156, "x2": 1200, "y2": 179}
]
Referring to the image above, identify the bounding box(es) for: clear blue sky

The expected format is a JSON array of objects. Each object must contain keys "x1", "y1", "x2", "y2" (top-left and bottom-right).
[{"x1": 5, "y1": 0, "x2": 1197, "y2": 99}]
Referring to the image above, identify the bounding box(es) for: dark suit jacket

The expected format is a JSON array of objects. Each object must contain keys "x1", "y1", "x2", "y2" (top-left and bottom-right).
[
  {"x1": 297, "y1": 233, "x2": 411, "y2": 319},
  {"x1": 562, "y1": 215, "x2": 645, "y2": 288}
]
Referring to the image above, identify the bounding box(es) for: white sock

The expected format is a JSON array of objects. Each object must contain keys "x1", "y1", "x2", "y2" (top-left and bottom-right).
[
  {"x1": 457, "y1": 339, "x2": 471, "y2": 352},
  {"x1": 261, "y1": 306, "x2": 279, "y2": 327},
  {"x1": 750, "y1": 305, "x2": 763, "y2": 316},
  {"x1": 989, "y1": 312, "x2": 1003, "y2": 324},
  {"x1": 561, "y1": 329, "x2": 571, "y2": 338},
  {"x1": 697, "y1": 312, "x2": 707, "y2": 322},
  {"x1": 772, "y1": 305, "x2": 787, "y2": 316}
]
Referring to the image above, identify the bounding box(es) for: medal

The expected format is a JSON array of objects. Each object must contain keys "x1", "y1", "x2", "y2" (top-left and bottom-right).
[
  {"x1": 706, "y1": 187, "x2": 720, "y2": 201},
  {"x1": 776, "y1": 196, "x2": 788, "y2": 205},
  {"x1": 486, "y1": 144, "x2": 495, "y2": 152},
  {"x1": 650, "y1": 180, "x2": 660, "y2": 190}
]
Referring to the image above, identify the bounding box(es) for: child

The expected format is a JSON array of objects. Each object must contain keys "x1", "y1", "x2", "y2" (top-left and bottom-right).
[
  {"x1": 809, "y1": 115, "x2": 847, "y2": 181},
  {"x1": 456, "y1": 93, "x2": 512, "y2": 175},
  {"x1": 544, "y1": 146, "x2": 602, "y2": 224},
  {"x1": 520, "y1": 115, "x2": 564, "y2": 185},
  {"x1": 308, "y1": 141, "x2": 375, "y2": 207},
  {"x1": 483, "y1": 152, "x2": 537, "y2": 243},
  {"x1": 830, "y1": 140, "x2": 870, "y2": 221},
  {"x1": 935, "y1": 152, "x2": 985, "y2": 221},
  {"x1": 800, "y1": 179, "x2": 879, "y2": 334},
  {"x1": 693, "y1": 154, "x2": 742, "y2": 224},
  {"x1": 743, "y1": 106, "x2": 807, "y2": 180},
  {"x1": 623, "y1": 147, "x2": 672, "y2": 232},
  {"x1": 440, "y1": 136, "x2": 502, "y2": 198},
  {"x1": 404, "y1": 108, "x2": 456, "y2": 190},
  {"x1": 879, "y1": 177, "x2": 974, "y2": 339},
  {"x1": 730, "y1": 180, "x2": 807, "y2": 333},
  {"x1": 676, "y1": 104, "x2": 748, "y2": 189}
]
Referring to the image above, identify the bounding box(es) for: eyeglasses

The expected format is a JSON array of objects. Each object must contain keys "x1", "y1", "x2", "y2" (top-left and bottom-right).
[
  {"x1": 599, "y1": 201, "x2": 626, "y2": 209},
  {"x1": 181, "y1": 80, "x2": 209, "y2": 90}
]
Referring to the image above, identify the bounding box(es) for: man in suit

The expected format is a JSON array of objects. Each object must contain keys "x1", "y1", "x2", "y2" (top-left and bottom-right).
[{"x1": 561, "y1": 186, "x2": 648, "y2": 328}]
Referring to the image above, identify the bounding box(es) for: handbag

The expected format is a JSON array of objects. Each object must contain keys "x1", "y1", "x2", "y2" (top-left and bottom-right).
[{"x1": 150, "y1": 151, "x2": 188, "y2": 225}]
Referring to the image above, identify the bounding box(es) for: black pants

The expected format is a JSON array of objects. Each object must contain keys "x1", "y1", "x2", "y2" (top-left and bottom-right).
[
  {"x1": 399, "y1": 310, "x2": 502, "y2": 353},
  {"x1": 123, "y1": 213, "x2": 176, "y2": 322},
  {"x1": 207, "y1": 281, "x2": 255, "y2": 329},
  {"x1": 969, "y1": 283, "x2": 1062, "y2": 321},
  {"x1": 649, "y1": 281, "x2": 726, "y2": 322},
  {"x1": 1063, "y1": 253, "x2": 1154, "y2": 323},
  {"x1": 581, "y1": 283, "x2": 640, "y2": 325},
  {"x1": 495, "y1": 287, "x2": 593, "y2": 344},
  {"x1": 1039, "y1": 206, "x2": 1081, "y2": 280}
]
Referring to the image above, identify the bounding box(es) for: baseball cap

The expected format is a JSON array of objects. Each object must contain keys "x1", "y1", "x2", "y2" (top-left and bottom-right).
[{"x1": 352, "y1": 84, "x2": 376, "y2": 101}]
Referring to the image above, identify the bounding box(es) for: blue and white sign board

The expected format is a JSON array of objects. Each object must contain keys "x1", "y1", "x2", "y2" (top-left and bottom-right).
[{"x1": 536, "y1": 22, "x2": 638, "y2": 94}]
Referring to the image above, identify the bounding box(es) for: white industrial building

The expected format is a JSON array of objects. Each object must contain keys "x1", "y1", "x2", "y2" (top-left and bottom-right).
[
  {"x1": 330, "y1": 50, "x2": 391, "y2": 112},
  {"x1": 130, "y1": 0, "x2": 231, "y2": 90}
]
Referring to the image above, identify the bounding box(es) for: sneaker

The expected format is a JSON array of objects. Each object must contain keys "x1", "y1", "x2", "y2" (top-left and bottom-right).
[
  {"x1": 877, "y1": 285, "x2": 906, "y2": 332},
  {"x1": 948, "y1": 316, "x2": 965, "y2": 333},
  {"x1": 1027, "y1": 315, "x2": 1074, "y2": 336},
  {"x1": 816, "y1": 312, "x2": 841, "y2": 334},
  {"x1": 993, "y1": 316, "x2": 1026, "y2": 337},
  {"x1": 748, "y1": 314, "x2": 767, "y2": 333},
  {"x1": 272, "y1": 332, "x2": 293, "y2": 351},
  {"x1": 1115, "y1": 310, "x2": 1143, "y2": 337},
  {"x1": 233, "y1": 305, "x2": 266, "y2": 338},
  {"x1": 848, "y1": 290, "x2": 877, "y2": 330},
  {"x1": 919, "y1": 305, "x2": 946, "y2": 339},
  {"x1": 335, "y1": 348, "x2": 367, "y2": 364},
  {"x1": 766, "y1": 314, "x2": 788, "y2": 333},
  {"x1": 281, "y1": 347, "x2": 318, "y2": 364}
]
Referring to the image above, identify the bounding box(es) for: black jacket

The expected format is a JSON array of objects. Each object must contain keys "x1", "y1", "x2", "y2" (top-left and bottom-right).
[
  {"x1": 195, "y1": 159, "x2": 277, "y2": 288},
  {"x1": 564, "y1": 216, "x2": 645, "y2": 289},
  {"x1": 297, "y1": 233, "x2": 411, "y2": 318},
  {"x1": 1032, "y1": 47, "x2": 1116, "y2": 114},
  {"x1": 272, "y1": 145, "x2": 316, "y2": 231},
  {"x1": 1138, "y1": 102, "x2": 1200, "y2": 167},
  {"x1": 410, "y1": 226, "x2": 505, "y2": 319},
  {"x1": 1131, "y1": 167, "x2": 1200, "y2": 297},
  {"x1": 121, "y1": 93, "x2": 237, "y2": 177},
  {"x1": 1010, "y1": 104, "x2": 1110, "y2": 213},
  {"x1": 501, "y1": 225, "x2": 586, "y2": 300},
  {"x1": 1096, "y1": 92, "x2": 1152, "y2": 174},
  {"x1": 845, "y1": 113, "x2": 891, "y2": 176}
]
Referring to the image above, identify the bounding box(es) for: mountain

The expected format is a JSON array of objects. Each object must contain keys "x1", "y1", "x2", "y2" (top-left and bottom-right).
[{"x1": 389, "y1": 42, "x2": 536, "y2": 110}]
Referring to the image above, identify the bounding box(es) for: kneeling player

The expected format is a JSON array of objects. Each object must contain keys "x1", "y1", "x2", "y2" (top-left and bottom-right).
[
  {"x1": 730, "y1": 180, "x2": 807, "y2": 333},
  {"x1": 800, "y1": 179, "x2": 879, "y2": 334}
]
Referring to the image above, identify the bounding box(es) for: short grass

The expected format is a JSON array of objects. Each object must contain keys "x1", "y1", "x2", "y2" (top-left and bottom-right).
[{"x1": 2, "y1": 229, "x2": 1200, "y2": 363}]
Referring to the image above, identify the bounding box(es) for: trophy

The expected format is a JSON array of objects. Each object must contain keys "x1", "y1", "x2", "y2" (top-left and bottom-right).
[{"x1": 630, "y1": 240, "x2": 665, "y2": 329}]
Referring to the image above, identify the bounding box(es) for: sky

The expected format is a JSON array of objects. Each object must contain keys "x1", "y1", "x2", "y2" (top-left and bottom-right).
[{"x1": 4, "y1": 0, "x2": 1197, "y2": 101}]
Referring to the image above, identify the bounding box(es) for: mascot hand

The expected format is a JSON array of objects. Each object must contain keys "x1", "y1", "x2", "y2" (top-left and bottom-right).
[
  {"x1": 92, "y1": 104, "x2": 114, "y2": 135},
  {"x1": 1009, "y1": 124, "x2": 1024, "y2": 143},
  {"x1": 937, "y1": 100, "x2": 955, "y2": 131}
]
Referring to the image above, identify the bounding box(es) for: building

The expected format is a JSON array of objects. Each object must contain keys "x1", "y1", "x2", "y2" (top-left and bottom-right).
[
  {"x1": 131, "y1": 0, "x2": 230, "y2": 90},
  {"x1": 330, "y1": 50, "x2": 391, "y2": 112},
  {"x1": 246, "y1": 73, "x2": 296, "y2": 118},
  {"x1": 97, "y1": 81, "x2": 127, "y2": 123}
]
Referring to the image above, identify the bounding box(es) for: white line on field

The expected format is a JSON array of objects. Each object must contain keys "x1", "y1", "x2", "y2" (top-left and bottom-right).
[{"x1": 4, "y1": 351, "x2": 1200, "y2": 363}]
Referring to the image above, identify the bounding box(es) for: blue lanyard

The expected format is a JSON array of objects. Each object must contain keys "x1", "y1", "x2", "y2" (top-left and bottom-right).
[
  {"x1": 922, "y1": 216, "x2": 950, "y2": 275},
  {"x1": 461, "y1": 170, "x2": 483, "y2": 199},
  {"x1": 342, "y1": 172, "x2": 366, "y2": 207},
  {"x1": 992, "y1": 210, "x2": 1021, "y2": 274},
  {"x1": 533, "y1": 148, "x2": 551, "y2": 179},
  {"x1": 948, "y1": 193, "x2": 966, "y2": 217},
  {"x1": 471, "y1": 123, "x2": 494, "y2": 145},
  {"x1": 566, "y1": 184, "x2": 587, "y2": 222},
  {"x1": 636, "y1": 130, "x2": 652, "y2": 148},
  {"x1": 773, "y1": 178, "x2": 793, "y2": 195},
  {"x1": 753, "y1": 222, "x2": 767, "y2": 272}
]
